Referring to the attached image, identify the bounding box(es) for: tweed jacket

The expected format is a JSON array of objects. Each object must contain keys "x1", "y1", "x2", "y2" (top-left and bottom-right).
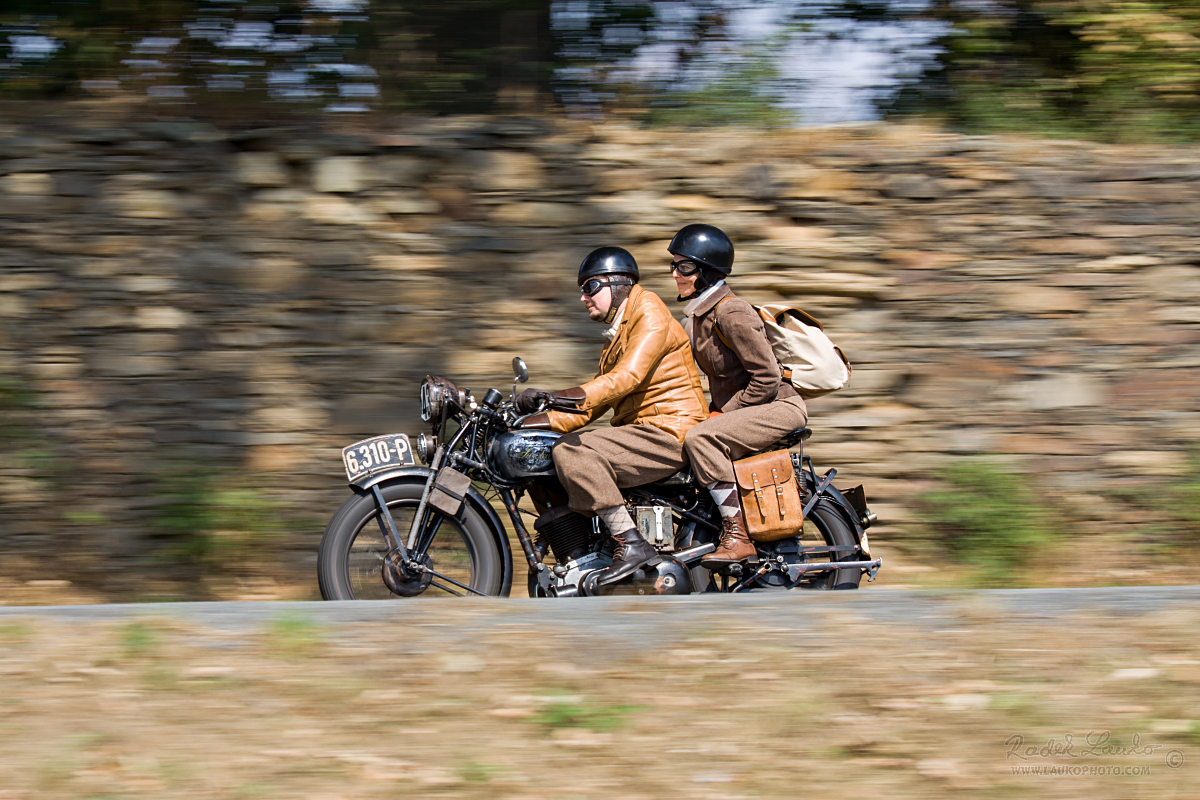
[{"x1": 684, "y1": 283, "x2": 801, "y2": 413}]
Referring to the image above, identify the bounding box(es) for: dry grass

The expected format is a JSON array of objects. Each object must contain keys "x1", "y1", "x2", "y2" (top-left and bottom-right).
[{"x1": 0, "y1": 599, "x2": 1196, "y2": 799}]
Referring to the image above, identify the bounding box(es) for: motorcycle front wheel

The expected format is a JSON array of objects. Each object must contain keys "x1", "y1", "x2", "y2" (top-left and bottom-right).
[{"x1": 318, "y1": 480, "x2": 504, "y2": 600}]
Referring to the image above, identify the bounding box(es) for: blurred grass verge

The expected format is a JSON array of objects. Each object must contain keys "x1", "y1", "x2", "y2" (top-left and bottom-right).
[
  {"x1": 264, "y1": 612, "x2": 325, "y2": 660},
  {"x1": 148, "y1": 453, "x2": 318, "y2": 591},
  {"x1": 530, "y1": 691, "x2": 644, "y2": 731},
  {"x1": 919, "y1": 457, "x2": 1055, "y2": 587}
]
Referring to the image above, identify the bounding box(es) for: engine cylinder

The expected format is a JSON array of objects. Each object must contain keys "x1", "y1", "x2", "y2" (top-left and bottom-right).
[{"x1": 534, "y1": 506, "x2": 594, "y2": 564}]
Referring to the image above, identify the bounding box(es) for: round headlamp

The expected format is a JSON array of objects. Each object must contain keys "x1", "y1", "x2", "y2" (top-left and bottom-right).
[
  {"x1": 420, "y1": 375, "x2": 465, "y2": 423},
  {"x1": 420, "y1": 378, "x2": 442, "y2": 423}
]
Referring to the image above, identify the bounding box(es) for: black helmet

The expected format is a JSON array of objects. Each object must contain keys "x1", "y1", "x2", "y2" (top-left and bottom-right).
[
  {"x1": 668, "y1": 224, "x2": 734, "y2": 276},
  {"x1": 578, "y1": 246, "x2": 639, "y2": 285}
]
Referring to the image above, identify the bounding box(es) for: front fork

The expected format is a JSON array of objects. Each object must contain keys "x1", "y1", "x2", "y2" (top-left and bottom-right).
[
  {"x1": 368, "y1": 472, "x2": 487, "y2": 597},
  {"x1": 495, "y1": 487, "x2": 545, "y2": 576}
]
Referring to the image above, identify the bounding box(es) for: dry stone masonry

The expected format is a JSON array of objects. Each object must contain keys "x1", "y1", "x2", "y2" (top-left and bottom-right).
[{"x1": 2, "y1": 112, "x2": 1199, "y2": 585}]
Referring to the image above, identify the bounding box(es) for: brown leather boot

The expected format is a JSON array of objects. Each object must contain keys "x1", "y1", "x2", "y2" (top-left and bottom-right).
[
  {"x1": 702, "y1": 514, "x2": 756, "y2": 568},
  {"x1": 597, "y1": 528, "x2": 659, "y2": 586}
]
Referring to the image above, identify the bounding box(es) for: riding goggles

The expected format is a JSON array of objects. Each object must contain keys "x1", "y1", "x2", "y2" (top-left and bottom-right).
[
  {"x1": 580, "y1": 276, "x2": 633, "y2": 297},
  {"x1": 670, "y1": 258, "x2": 704, "y2": 277}
]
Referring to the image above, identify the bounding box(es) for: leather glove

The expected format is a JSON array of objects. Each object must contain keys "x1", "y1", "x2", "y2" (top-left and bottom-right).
[{"x1": 515, "y1": 388, "x2": 556, "y2": 415}]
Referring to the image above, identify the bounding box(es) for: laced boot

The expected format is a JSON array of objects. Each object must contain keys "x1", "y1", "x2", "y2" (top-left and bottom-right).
[
  {"x1": 597, "y1": 528, "x2": 659, "y2": 586},
  {"x1": 702, "y1": 513, "x2": 756, "y2": 569}
]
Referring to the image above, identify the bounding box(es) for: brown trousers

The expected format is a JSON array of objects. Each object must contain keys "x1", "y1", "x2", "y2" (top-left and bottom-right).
[
  {"x1": 552, "y1": 423, "x2": 690, "y2": 514},
  {"x1": 684, "y1": 395, "x2": 809, "y2": 486}
]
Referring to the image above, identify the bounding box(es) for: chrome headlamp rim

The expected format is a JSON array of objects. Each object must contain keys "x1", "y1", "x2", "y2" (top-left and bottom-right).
[
  {"x1": 420, "y1": 378, "x2": 440, "y2": 423},
  {"x1": 420, "y1": 375, "x2": 465, "y2": 424}
]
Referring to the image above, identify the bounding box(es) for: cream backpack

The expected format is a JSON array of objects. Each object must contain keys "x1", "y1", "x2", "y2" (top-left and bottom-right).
[{"x1": 714, "y1": 299, "x2": 851, "y2": 399}]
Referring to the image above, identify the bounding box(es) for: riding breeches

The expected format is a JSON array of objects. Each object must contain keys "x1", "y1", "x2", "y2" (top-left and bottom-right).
[
  {"x1": 552, "y1": 424, "x2": 689, "y2": 514},
  {"x1": 684, "y1": 395, "x2": 809, "y2": 486}
]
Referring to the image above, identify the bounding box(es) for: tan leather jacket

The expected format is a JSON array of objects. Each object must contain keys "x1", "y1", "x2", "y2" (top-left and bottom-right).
[{"x1": 547, "y1": 284, "x2": 708, "y2": 441}]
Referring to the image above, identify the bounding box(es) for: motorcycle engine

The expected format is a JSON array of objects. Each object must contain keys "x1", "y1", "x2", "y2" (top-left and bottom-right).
[
  {"x1": 534, "y1": 506, "x2": 595, "y2": 565},
  {"x1": 577, "y1": 555, "x2": 693, "y2": 597}
]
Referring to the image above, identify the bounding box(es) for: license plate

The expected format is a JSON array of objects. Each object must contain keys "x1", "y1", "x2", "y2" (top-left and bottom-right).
[{"x1": 342, "y1": 434, "x2": 416, "y2": 483}]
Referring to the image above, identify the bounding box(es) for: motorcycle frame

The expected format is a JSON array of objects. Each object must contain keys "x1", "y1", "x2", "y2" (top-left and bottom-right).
[{"x1": 350, "y1": 397, "x2": 874, "y2": 596}]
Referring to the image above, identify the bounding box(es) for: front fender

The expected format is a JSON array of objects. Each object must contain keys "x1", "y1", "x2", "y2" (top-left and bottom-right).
[{"x1": 351, "y1": 467, "x2": 513, "y2": 598}]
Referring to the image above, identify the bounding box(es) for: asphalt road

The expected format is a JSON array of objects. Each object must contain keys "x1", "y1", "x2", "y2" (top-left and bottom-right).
[{"x1": 3, "y1": 586, "x2": 1197, "y2": 645}]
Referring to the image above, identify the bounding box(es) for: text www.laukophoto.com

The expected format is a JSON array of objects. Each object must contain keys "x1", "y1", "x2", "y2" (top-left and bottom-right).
[{"x1": 1011, "y1": 764, "x2": 1153, "y2": 776}]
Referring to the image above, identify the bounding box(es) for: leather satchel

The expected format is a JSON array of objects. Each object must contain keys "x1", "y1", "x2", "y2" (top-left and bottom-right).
[{"x1": 732, "y1": 450, "x2": 804, "y2": 542}]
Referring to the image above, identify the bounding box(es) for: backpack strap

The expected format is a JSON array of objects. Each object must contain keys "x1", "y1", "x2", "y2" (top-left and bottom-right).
[
  {"x1": 714, "y1": 296, "x2": 794, "y2": 383},
  {"x1": 711, "y1": 296, "x2": 735, "y2": 351}
]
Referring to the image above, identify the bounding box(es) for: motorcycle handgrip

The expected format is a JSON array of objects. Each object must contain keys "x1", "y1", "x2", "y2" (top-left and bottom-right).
[
  {"x1": 547, "y1": 400, "x2": 587, "y2": 415},
  {"x1": 537, "y1": 395, "x2": 586, "y2": 414}
]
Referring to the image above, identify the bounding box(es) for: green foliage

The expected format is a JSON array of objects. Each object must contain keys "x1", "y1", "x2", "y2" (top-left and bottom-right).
[
  {"x1": 641, "y1": 36, "x2": 798, "y2": 128},
  {"x1": 920, "y1": 457, "x2": 1052, "y2": 584},
  {"x1": 890, "y1": 0, "x2": 1200, "y2": 142},
  {"x1": 530, "y1": 692, "x2": 643, "y2": 730},
  {"x1": 1, "y1": 0, "x2": 559, "y2": 113},
  {"x1": 150, "y1": 459, "x2": 289, "y2": 569},
  {"x1": 265, "y1": 612, "x2": 324, "y2": 659},
  {"x1": 457, "y1": 760, "x2": 498, "y2": 783},
  {"x1": 119, "y1": 620, "x2": 159, "y2": 659},
  {"x1": 1171, "y1": 450, "x2": 1200, "y2": 533},
  {"x1": 0, "y1": 620, "x2": 32, "y2": 644},
  {"x1": 0, "y1": 378, "x2": 35, "y2": 441}
]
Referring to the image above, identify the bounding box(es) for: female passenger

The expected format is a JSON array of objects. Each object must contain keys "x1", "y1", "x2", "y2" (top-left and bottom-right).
[{"x1": 669, "y1": 224, "x2": 809, "y2": 568}]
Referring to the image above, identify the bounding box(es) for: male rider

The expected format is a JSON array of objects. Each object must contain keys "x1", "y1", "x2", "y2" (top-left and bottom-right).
[{"x1": 516, "y1": 246, "x2": 708, "y2": 585}]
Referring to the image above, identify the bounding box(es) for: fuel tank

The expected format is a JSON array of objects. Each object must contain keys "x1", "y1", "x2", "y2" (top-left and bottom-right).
[{"x1": 489, "y1": 429, "x2": 561, "y2": 481}]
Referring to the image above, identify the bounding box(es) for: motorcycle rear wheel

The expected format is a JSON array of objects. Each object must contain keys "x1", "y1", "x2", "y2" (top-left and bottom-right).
[
  {"x1": 756, "y1": 497, "x2": 862, "y2": 591},
  {"x1": 318, "y1": 481, "x2": 503, "y2": 600}
]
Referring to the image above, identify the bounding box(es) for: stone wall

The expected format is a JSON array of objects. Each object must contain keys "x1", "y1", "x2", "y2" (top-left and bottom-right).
[{"x1": 2, "y1": 111, "x2": 1199, "y2": 590}]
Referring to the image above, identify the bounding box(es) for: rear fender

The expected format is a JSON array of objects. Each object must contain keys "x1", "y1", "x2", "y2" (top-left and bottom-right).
[
  {"x1": 351, "y1": 467, "x2": 513, "y2": 597},
  {"x1": 807, "y1": 480, "x2": 871, "y2": 557}
]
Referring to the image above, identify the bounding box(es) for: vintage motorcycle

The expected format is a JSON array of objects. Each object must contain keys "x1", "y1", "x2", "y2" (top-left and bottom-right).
[{"x1": 317, "y1": 358, "x2": 880, "y2": 600}]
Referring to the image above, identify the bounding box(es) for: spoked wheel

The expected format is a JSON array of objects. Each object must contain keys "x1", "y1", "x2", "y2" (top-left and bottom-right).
[
  {"x1": 756, "y1": 497, "x2": 862, "y2": 591},
  {"x1": 318, "y1": 480, "x2": 503, "y2": 600}
]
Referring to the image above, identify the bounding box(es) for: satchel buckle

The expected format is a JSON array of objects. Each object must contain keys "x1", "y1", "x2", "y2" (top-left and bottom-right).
[{"x1": 771, "y1": 468, "x2": 786, "y2": 518}]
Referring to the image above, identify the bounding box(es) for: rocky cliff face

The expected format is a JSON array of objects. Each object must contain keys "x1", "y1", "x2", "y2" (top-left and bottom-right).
[{"x1": 2, "y1": 113, "x2": 1198, "y2": 590}]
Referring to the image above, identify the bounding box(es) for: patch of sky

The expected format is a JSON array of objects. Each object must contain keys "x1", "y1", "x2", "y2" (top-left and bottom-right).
[
  {"x1": 147, "y1": 85, "x2": 188, "y2": 98},
  {"x1": 553, "y1": 0, "x2": 949, "y2": 124},
  {"x1": 307, "y1": 0, "x2": 368, "y2": 13},
  {"x1": 206, "y1": 77, "x2": 246, "y2": 91},
  {"x1": 338, "y1": 83, "x2": 379, "y2": 97},
  {"x1": 133, "y1": 37, "x2": 181, "y2": 55},
  {"x1": 220, "y1": 21, "x2": 275, "y2": 49},
  {"x1": 7, "y1": 34, "x2": 61, "y2": 61}
]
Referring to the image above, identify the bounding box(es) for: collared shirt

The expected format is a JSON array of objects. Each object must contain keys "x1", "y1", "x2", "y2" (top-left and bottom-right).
[
  {"x1": 602, "y1": 299, "x2": 629, "y2": 342},
  {"x1": 680, "y1": 280, "x2": 725, "y2": 345}
]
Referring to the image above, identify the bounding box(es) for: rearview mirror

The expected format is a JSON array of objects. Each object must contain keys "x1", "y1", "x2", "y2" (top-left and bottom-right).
[{"x1": 512, "y1": 357, "x2": 529, "y2": 384}]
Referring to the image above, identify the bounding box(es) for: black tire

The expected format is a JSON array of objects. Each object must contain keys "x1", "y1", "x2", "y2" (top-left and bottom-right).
[
  {"x1": 807, "y1": 497, "x2": 863, "y2": 590},
  {"x1": 756, "y1": 497, "x2": 862, "y2": 591},
  {"x1": 318, "y1": 480, "x2": 504, "y2": 600}
]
